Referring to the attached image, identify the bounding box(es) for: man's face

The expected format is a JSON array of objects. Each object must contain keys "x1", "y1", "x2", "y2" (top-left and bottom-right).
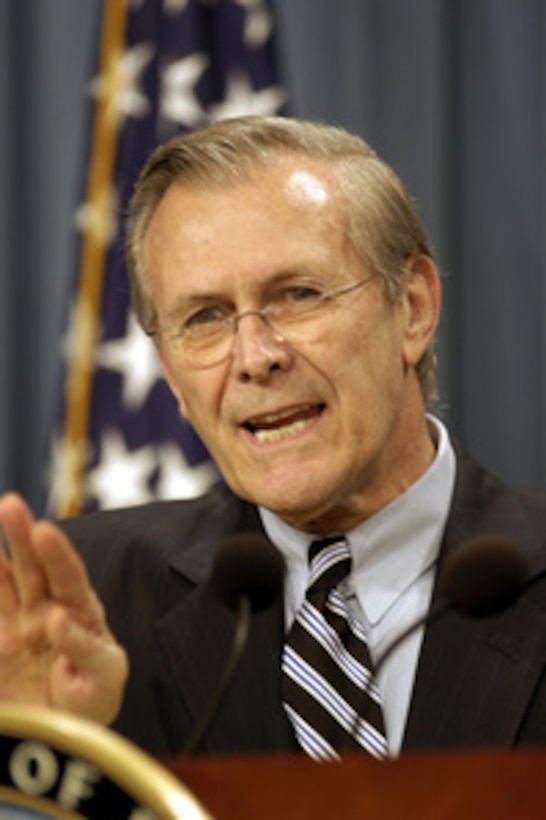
[{"x1": 144, "y1": 156, "x2": 438, "y2": 533}]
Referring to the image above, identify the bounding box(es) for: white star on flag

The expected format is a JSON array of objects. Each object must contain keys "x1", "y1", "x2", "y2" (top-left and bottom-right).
[
  {"x1": 156, "y1": 442, "x2": 219, "y2": 500},
  {"x1": 74, "y1": 183, "x2": 118, "y2": 247},
  {"x1": 163, "y1": 0, "x2": 190, "y2": 14},
  {"x1": 90, "y1": 42, "x2": 156, "y2": 124},
  {"x1": 209, "y1": 70, "x2": 285, "y2": 120},
  {"x1": 234, "y1": 0, "x2": 273, "y2": 48},
  {"x1": 161, "y1": 53, "x2": 210, "y2": 127},
  {"x1": 85, "y1": 429, "x2": 157, "y2": 509},
  {"x1": 95, "y1": 312, "x2": 164, "y2": 411}
]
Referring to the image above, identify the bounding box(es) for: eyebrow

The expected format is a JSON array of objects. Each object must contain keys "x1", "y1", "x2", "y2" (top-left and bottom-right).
[
  {"x1": 160, "y1": 291, "x2": 231, "y2": 325},
  {"x1": 160, "y1": 267, "x2": 328, "y2": 323}
]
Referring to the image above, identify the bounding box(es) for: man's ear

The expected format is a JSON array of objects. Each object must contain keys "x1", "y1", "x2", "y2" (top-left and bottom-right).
[
  {"x1": 401, "y1": 254, "x2": 442, "y2": 368},
  {"x1": 157, "y1": 348, "x2": 189, "y2": 419}
]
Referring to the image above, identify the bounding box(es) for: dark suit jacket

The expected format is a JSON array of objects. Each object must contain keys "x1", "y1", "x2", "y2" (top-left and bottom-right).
[{"x1": 60, "y1": 443, "x2": 546, "y2": 757}]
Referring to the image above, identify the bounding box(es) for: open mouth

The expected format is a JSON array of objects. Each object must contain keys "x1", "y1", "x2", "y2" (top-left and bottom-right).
[{"x1": 243, "y1": 404, "x2": 325, "y2": 444}]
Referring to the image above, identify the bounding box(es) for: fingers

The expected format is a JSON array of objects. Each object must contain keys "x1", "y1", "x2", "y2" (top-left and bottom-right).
[
  {"x1": 32, "y1": 520, "x2": 105, "y2": 630},
  {"x1": 47, "y1": 607, "x2": 129, "y2": 725},
  {"x1": 0, "y1": 545, "x2": 18, "y2": 617},
  {"x1": 0, "y1": 493, "x2": 48, "y2": 609},
  {"x1": 0, "y1": 494, "x2": 99, "y2": 625}
]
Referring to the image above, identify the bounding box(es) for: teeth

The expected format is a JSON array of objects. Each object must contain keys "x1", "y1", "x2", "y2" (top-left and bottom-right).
[
  {"x1": 253, "y1": 418, "x2": 311, "y2": 443},
  {"x1": 248, "y1": 405, "x2": 315, "y2": 427}
]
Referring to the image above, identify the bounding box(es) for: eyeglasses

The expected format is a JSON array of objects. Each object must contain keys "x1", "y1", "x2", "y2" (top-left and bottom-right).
[{"x1": 147, "y1": 272, "x2": 379, "y2": 368}]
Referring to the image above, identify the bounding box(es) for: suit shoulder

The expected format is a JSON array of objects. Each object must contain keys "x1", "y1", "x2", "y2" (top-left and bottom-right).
[
  {"x1": 514, "y1": 485, "x2": 546, "y2": 518},
  {"x1": 58, "y1": 484, "x2": 248, "y2": 576},
  {"x1": 512, "y1": 485, "x2": 546, "y2": 554}
]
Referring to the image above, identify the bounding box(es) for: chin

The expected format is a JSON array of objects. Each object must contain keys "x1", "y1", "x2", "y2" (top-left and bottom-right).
[{"x1": 243, "y1": 476, "x2": 334, "y2": 524}]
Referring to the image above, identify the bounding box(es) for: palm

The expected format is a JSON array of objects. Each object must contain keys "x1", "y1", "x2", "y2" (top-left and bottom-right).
[{"x1": 0, "y1": 494, "x2": 128, "y2": 725}]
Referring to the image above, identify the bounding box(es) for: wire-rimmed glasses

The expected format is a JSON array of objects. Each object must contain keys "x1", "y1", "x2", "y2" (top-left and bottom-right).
[{"x1": 147, "y1": 271, "x2": 379, "y2": 368}]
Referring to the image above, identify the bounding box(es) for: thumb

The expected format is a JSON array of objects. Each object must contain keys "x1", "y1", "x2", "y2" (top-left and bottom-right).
[{"x1": 47, "y1": 608, "x2": 129, "y2": 725}]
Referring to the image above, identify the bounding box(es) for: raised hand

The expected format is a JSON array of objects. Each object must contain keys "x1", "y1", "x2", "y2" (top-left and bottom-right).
[{"x1": 0, "y1": 493, "x2": 128, "y2": 725}]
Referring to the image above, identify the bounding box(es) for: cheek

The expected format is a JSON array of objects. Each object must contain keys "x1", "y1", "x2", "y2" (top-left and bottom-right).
[
  {"x1": 175, "y1": 371, "x2": 229, "y2": 444},
  {"x1": 159, "y1": 350, "x2": 214, "y2": 425},
  {"x1": 177, "y1": 382, "x2": 212, "y2": 429},
  {"x1": 343, "y1": 309, "x2": 404, "y2": 376},
  {"x1": 340, "y1": 322, "x2": 407, "y2": 418}
]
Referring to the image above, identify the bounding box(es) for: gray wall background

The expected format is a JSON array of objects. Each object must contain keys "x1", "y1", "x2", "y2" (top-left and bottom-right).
[{"x1": 1, "y1": 0, "x2": 545, "y2": 513}]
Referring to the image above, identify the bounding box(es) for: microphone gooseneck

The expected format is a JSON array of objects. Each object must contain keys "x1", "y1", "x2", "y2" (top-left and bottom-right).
[
  {"x1": 374, "y1": 534, "x2": 529, "y2": 675},
  {"x1": 181, "y1": 533, "x2": 285, "y2": 756}
]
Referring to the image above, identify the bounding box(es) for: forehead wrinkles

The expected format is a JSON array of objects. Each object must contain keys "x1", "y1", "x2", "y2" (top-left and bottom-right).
[{"x1": 143, "y1": 158, "x2": 354, "y2": 290}]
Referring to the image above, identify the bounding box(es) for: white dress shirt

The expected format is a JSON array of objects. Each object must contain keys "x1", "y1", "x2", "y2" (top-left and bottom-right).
[{"x1": 259, "y1": 415, "x2": 457, "y2": 756}]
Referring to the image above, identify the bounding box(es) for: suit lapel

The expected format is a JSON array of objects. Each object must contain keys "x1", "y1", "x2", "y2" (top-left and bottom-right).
[
  {"x1": 155, "y1": 583, "x2": 296, "y2": 754},
  {"x1": 152, "y1": 499, "x2": 297, "y2": 754},
  {"x1": 404, "y1": 446, "x2": 546, "y2": 748}
]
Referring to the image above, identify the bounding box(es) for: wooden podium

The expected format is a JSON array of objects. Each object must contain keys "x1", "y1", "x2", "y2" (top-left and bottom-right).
[{"x1": 166, "y1": 748, "x2": 546, "y2": 818}]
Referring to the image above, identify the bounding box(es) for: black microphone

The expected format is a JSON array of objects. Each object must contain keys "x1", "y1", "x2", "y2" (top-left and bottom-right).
[
  {"x1": 374, "y1": 534, "x2": 530, "y2": 674},
  {"x1": 181, "y1": 533, "x2": 285, "y2": 755}
]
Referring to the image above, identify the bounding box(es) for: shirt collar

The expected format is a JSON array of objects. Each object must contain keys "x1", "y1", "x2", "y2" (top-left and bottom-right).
[
  {"x1": 260, "y1": 414, "x2": 457, "y2": 625},
  {"x1": 347, "y1": 415, "x2": 456, "y2": 624}
]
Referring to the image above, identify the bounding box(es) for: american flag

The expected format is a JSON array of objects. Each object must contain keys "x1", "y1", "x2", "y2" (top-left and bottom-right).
[{"x1": 48, "y1": 0, "x2": 286, "y2": 516}]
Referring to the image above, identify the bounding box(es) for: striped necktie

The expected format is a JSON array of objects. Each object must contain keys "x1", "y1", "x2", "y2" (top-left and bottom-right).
[{"x1": 282, "y1": 536, "x2": 388, "y2": 761}]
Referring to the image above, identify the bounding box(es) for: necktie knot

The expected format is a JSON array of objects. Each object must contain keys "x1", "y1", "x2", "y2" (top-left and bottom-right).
[{"x1": 308, "y1": 536, "x2": 351, "y2": 594}]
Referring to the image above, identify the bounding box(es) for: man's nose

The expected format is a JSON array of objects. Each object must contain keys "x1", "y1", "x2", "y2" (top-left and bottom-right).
[{"x1": 231, "y1": 312, "x2": 292, "y2": 382}]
